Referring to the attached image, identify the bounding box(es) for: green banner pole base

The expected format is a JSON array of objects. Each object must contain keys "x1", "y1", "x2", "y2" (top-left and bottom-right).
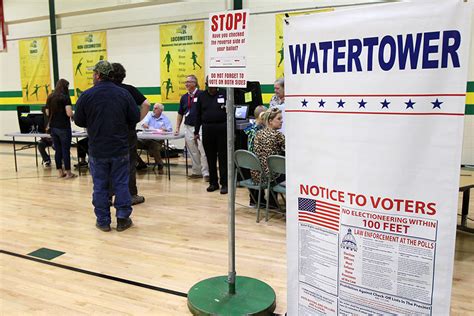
[{"x1": 187, "y1": 276, "x2": 276, "y2": 316}]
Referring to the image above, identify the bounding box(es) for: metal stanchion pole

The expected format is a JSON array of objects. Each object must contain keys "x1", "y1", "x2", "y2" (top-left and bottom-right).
[
  {"x1": 187, "y1": 85, "x2": 275, "y2": 315},
  {"x1": 226, "y1": 87, "x2": 236, "y2": 294}
]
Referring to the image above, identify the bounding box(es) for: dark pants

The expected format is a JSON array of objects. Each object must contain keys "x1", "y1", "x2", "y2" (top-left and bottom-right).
[
  {"x1": 202, "y1": 122, "x2": 227, "y2": 187},
  {"x1": 109, "y1": 132, "x2": 139, "y2": 197},
  {"x1": 90, "y1": 154, "x2": 132, "y2": 226},
  {"x1": 38, "y1": 138, "x2": 52, "y2": 163},
  {"x1": 51, "y1": 127, "x2": 72, "y2": 170},
  {"x1": 77, "y1": 138, "x2": 89, "y2": 160},
  {"x1": 128, "y1": 132, "x2": 138, "y2": 196}
]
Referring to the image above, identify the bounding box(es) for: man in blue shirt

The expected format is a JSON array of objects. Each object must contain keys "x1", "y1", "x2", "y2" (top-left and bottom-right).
[
  {"x1": 138, "y1": 103, "x2": 172, "y2": 174},
  {"x1": 74, "y1": 60, "x2": 140, "y2": 232}
]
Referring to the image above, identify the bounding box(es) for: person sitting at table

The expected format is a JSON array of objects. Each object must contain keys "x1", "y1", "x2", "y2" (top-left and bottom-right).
[
  {"x1": 269, "y1": 77, "x2": 285, "y2": 134},
  {"x1": 244, "y1": 105, "x2": 267, "y2": 152},
  {"x1": 38, "y1": 105, "x2": 53, "y2": 167},
  {"x1": 38, "y1": 138, "x2": 53, "y2": 167},
  {"x1": 137, "y1": 103, "x2": 172, "y2": 174},
  {"x1": 250, "y1": 107, "x2": 285, "y2": 208},
  {"x1": 46, "y1": 78, "x2": 76, "y2": 179},
  {"x1": 74, "y1": 137, "x2": 89, "y2": 169}
]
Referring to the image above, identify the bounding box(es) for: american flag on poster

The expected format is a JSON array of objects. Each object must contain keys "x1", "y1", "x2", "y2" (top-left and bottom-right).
[{"x1": 298, "y1": 197, "x2": 340, "y2": 232}]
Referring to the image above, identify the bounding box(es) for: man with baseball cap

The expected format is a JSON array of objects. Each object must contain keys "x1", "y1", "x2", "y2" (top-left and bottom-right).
[{"x1": 74, "y1": 60, "x2": 140, "y2": 232}]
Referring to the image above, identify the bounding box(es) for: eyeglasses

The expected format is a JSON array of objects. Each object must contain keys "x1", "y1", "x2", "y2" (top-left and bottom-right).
[{"x1": 185, "y1": 81, "x2": 196, "y2": 84}]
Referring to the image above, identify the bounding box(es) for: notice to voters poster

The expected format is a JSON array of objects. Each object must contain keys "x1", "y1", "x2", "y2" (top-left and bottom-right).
[{"x1": 284, "y1": 1, "x2": 472, "y2": 315}]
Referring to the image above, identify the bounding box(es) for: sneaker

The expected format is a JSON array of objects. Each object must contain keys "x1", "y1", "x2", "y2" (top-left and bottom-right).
[
  {"x1": 43, "y1": 161, "x2": 51, "y2": 167},
  {"x1": 117, "y1": 218, "x2": 133, "y2": 232},
  {"x1": 188, "y1": 174, "x2": 203, "y2": 179},
  {"x1": 206, "y1": 184, "x2": 219, "y2": 192},
  {"x1": 96, "y1": 222, "x2": 111, "y2": 232},
  {"x1": 220, "y1": 186, "x2": 228, "y2": 194},
  {"x1": 131, "y1": 195, "x2": 145, "y2": 205}
]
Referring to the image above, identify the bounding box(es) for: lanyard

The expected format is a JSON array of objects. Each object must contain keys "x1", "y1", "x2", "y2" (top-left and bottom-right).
[
  {"x1": 187, "y1": 90, "x2": 199, "y2": 111},
  {"x1": 187, "y1": 94, "x2": 192, "y2": 111}
]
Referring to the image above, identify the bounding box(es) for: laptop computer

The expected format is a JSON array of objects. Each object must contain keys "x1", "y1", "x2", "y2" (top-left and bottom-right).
[{"x1": 235, "y1": 105, "x2": 249, "y2": 120}]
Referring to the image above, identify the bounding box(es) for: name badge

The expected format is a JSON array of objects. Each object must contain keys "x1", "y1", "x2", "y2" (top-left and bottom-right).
[
  {"x1": 193, "y1": 97, "x2": 198, "y2": 102},
  {"x1": 217, "y1": 97, "x2": 225, "y2": 104}
]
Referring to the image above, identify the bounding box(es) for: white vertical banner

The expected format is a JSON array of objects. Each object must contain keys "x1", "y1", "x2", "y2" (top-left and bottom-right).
[
  {"x1": 208, "y1": 9, "x2": 249, "y2": 88},
  {"x1": 285, "y1": 1, "x2": 472, "y2": 315}
]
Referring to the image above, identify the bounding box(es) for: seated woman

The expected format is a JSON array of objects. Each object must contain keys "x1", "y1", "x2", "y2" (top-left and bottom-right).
[{"x1": 250, "y1": 107, "x2": 285, "y2": 208}]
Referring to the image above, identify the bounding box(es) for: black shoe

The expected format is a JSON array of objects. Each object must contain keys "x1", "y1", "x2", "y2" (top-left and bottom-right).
[
  {"x1": 74, "y1": 161, "x2": 88, "y2": 169},
  {"x1": 117, "y1": 218, "x2": 133, "y2": 232},
  {"x1": 136, "y1": 163, "x2": 148, "y2": 170},
  {"x1": 96, "y1": 222, "x2": 111, "y2": 232},
  {"x1": 131, "y1": 195, "x2": 145, "y2": 205},
  {"x1": 220, "y1": 186, "x2": 228, "y2": 194},
  {"x1": 206, "y1": 184, "x2": 219, "y2": 192}
]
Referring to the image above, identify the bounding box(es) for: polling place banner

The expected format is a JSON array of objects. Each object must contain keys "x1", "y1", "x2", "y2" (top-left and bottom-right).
[
  {"x1": 19, "y1": 37, "x2": 52, "y2": 104},
  {"x1": 160, "y1": 21, "x2": 205, "y2": 102},
  {"x1": 275, "y1": 9, "x2": 332, "y2": 80},
  {"x1": 285, "y1": 1, "x2": 472, "y2": 315},
  {"x1": 71, "y1": 31, "x2": 107, "y2": 97}
]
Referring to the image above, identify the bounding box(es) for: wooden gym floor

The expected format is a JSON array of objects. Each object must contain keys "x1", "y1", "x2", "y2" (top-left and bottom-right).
[{"x1": 0, "y1": 143, "x2": 472, "y2": 315}]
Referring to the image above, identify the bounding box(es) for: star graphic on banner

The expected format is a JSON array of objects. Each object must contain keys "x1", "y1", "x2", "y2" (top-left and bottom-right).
[
  {"x1": 405, "y1": 99, "x2": 415, "y2": 109},
  {"x1": 318, "y1": 99, "x2": 325, "y2": 108},
  {"x1": 337, "y1": 99, "x2": 345, "y2": 108},
  {"x1": 301, "y1": 99, "x2": 308, "y2": 107},
  {"x1": 358, "y1": 99, "x2": 367, "y2": 108},
  {"x1": 381, "y1": 99, "x2": 390, "y2": 109},
  {"x1": 432, "y1": 98, "x2": 443, "y2": 109}
]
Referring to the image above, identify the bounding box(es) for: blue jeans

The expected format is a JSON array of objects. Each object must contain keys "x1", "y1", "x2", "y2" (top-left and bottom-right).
[
  {"x1": 89, "y1": 154, "x2": 132, "y2": 226},
  {"x1": 51, "y1": 128, "x2": 72, "y2": 170}
]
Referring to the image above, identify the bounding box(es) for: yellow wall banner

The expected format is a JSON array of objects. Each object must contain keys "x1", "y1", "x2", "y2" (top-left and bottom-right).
[
  {"x1": 275, "y1": 9, "x2": 333, "y2": 80},
  {"x1": 71, "y1": 31, "x2": 107, "y2": 97},
  {"x1": 19, "y1": 37, "x2": 52, "y2": 104},
  {"x1": 160, "y1": 22, "x2": 205, "y2": 103}
]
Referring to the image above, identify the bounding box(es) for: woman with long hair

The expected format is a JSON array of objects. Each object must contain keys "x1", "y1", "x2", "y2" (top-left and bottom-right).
[
  {"x1": 46, "y1": 78, "x2": 76, "y2": 178},
  {"x1": 250, "y1": 107, "x2": 285, "y2": 208}
]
